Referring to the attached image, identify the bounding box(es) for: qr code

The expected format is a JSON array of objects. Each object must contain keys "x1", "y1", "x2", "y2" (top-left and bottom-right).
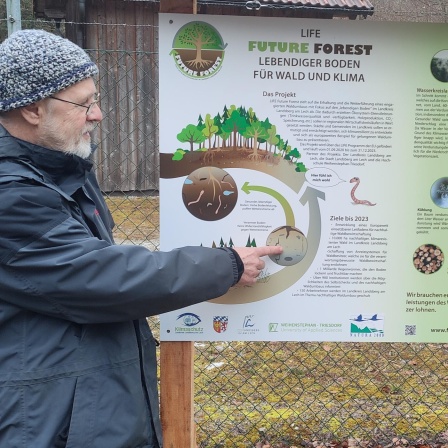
[{"x1": 405, "y1": 325, "x2": 416, "y2": 336}]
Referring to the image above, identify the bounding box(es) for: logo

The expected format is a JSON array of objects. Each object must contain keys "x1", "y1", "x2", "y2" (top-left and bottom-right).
[
  {"x1": 213, "y1": 316, "x2": 229, "y2": 333},
  {"x1": 237, "y1": 315, "x2": 259, "y2": 335},
  {"x1": 268, "y1": 323, "x2": 278, "y2": 332},
  {"x1": 243, "y1": 315, "x2": 255, "y2": 328},
  {"x1": 170, "y1": 21, "x2": 226, "y2": 79},
  {"x1": 350, "y1": 313, "x2": 384, "y2": 337},
  {"x1": 174, "y1": 312, "x2": 204, "y2": 334},
  {"x1": 177, "y1": 312, "x2": 201, "y2": 327}
]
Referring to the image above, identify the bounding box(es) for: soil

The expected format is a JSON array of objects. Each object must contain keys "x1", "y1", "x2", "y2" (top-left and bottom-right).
[{"x1": 160, "y1": 149, "x2": 307, "y2": 194}]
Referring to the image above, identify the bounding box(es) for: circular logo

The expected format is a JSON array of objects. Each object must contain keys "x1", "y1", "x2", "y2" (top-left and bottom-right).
[
  {"x1": 171, "y1": 21, "x2": 226, "y2": 80},
  {"x1": 430, "y1": 49, "x2": 448, "y2": 82}
]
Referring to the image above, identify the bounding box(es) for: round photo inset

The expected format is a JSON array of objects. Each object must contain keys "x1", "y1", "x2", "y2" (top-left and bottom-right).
[
  {"x1": 266, "y1": 225, "x2": 308, "y2": 266},
  {"x1": 430, "y1": 49, "x2": 448, "y2": 82},
  {"x1": 413, "y1": 243, "x2": 444, "y2": 274},
  {"x1": 182, "y1": 167, "x2": 238, "y2": 221},
  {"x1": 430, "y1": 177, "x2": 448, "y2": 208}
]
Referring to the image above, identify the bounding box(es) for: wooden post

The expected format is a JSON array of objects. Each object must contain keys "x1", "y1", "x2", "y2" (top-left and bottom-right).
[
  {"x1": 159, "y1": 2, "x2": 197, "y2": 445},
  {"x1": 160, "y1": 341, "x2": 196, "y2": 448}
]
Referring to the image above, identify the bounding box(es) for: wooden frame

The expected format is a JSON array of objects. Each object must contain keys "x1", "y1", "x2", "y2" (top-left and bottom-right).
[{"x1": 158, "y1": 6, "x2": 197, "y2": 448}]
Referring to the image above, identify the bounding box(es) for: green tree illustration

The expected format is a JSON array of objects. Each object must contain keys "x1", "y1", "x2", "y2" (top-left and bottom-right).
[
  {"x1": 177, "y1": 124, "x2": 206, "y2": 151},
  {"x1": 173, "y1": 103, "x2": 307, "y2": 171},
  {"x1": 197, "y1": 115, "x2": 205, "y2": 149},
  {"x1": 197, "y1": 114, "x2": 204, "y2": 130},
  {"x1": 258, "y1": 118, "x2": 271, "y2": 150},
  {"x1": 243, "y1": 120, "x2": 269, "y2": 160},
  {"x1": 281, "y1": 140, "x2": 290, "y2": 157},
  {"x1": 247, "y1": 107, "x2": 256, "y2": 124},
  {"x1": 220, "y1": 128, "x2": 231, "y2": 149},
  {"x1": 177, "y1": 22, "x2": 222, "y2": 69},
  {"x1": 222, "y1": 110, "x2": 248, "y2": 149},
  {"x1": 286, "y1": 147, "x2": 301, "y2": 163},
  {"x1": 212, "y1": 113, "x2": 223, "y2": 148},
  {"x1": 266, "y1": 124, "x2": 280, "y2": 155},
  {"x1": 202, "y1": 114, "x2": 219, "y2": 151},
  {"x1": 276, "y1": 136, "x2": 285, "y2": 157}
]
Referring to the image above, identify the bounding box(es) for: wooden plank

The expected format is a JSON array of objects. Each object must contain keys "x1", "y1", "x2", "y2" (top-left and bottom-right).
[
  {"x1": 160, "y1": 341, "x2": 196, "y2": 448},
  {"x1": 86, "y1": 0, "x2": 159, "y2": 192},
  {"x1": 158, "y1": 0, "x2": 196, "y2": 443},
  {"x1": 159, "y1": 0, "x2": 197, "y2": 14}
]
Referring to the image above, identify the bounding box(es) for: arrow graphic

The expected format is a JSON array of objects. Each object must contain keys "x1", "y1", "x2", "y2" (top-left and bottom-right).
[
  {"x1": 211, "y1": 186, "x2": 325, "y2": 304},
  {"x1": 241, "y1": 182, "x2": 295, "y2": 227}
]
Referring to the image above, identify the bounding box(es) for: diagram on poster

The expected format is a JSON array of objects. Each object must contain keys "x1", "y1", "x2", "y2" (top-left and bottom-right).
[
  {"x1": 160, "y1": 101, "x2": 335, "y2": 304},
  {"x1": 159, "y1": 14, "x2": 448, "y2": 342}
]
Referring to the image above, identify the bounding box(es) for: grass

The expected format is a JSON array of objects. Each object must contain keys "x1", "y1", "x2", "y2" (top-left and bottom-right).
[
  {"x1": 104, "y1": 194, "x2": 159, "y2": 249},
  {"x1": 193, "y1": 341, "x2": 448, "y2": 447}
]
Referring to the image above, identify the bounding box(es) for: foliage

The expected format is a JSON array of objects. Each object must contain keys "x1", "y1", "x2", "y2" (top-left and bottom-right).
[
  {"x1": 172, "y1": 148, "x2": 187, "y2": 161},
  {"x1": 194, "y1": 341, "x2": 448, "y2": 447},
  {"x1": 175, "y1": 105, "x2": 307, "y2": 172},
  {"x1": 177, "y1": 124, "x2": 207, "y2": 152},
  {"x1": 175, "y1": 21, "x2": 222, "y2": 50},
  {"x1": 104, "y1": 195, "x2": 159, "y2": 249}
]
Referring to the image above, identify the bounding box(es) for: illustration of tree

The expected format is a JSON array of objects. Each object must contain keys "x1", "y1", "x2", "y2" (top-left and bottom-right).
[
  {"x1": 197, "y1": 115, "x2": 205, "y2": 148},
  {"x1": 247, "y1": 107, "x2": 256, "y2": 124},
  {"x1": 172, "y1": 103, "x2": 308, "y2": 172},
  {"x1": 222, "y1": 110, "x2": 248, "y2": 149},
  {"x1": 257, "y1": 118, "x2": 271, "y2": 150},
  {"x1": 177, "y1": 22, "x2": 222, "y2": 69},
  {"x1": 281, "y1": 140, "x2": 290, "y2": 157},
  {"x1": 286, "y1": 147, "x2": 301, "y2": 163},
  {"x1": 241, "y1": 108, "x2": 259, "y2": 148},
  {"x1": 243, "y1": 120, "x2": 269, "y2": 160},
  {"x1": 202, "y1": 114, "x2": 219, "y2": 151},
  {"x1": 227, "y1": 104, "x2": 238, "y2": 116},
  {"x1": 276, "y1": 136, "x2": 285, "y2": 157},
  {"x1": 220, "y1": 128, "x2": 231, "y2": 149},
  {"x1": 177, "y1": 124, "x2": 206, "y2": 151},
  {"x1": 283, "y1": 142, "x2": 292, "y2": 160},
  {"x1": 225, "y1": 105, "x2": 242, "y2": 146},
  {"x1": 228, "y1": 238, "x2": 234, "y2": 248},
  {"x1": 266, "y1": 124, "x2": 279, "y2": 155},
  {"x1": 212, "y1": 113, "x2": 222, "y2": 148},
  {"x1": 197, "y1": 114, "x2": 204, "y2": 130}
]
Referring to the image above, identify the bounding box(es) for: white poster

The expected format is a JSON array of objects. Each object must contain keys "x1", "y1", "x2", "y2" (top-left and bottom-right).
[{"x1": 158, "y1": 13, "x2": 448, "y2": 342}]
